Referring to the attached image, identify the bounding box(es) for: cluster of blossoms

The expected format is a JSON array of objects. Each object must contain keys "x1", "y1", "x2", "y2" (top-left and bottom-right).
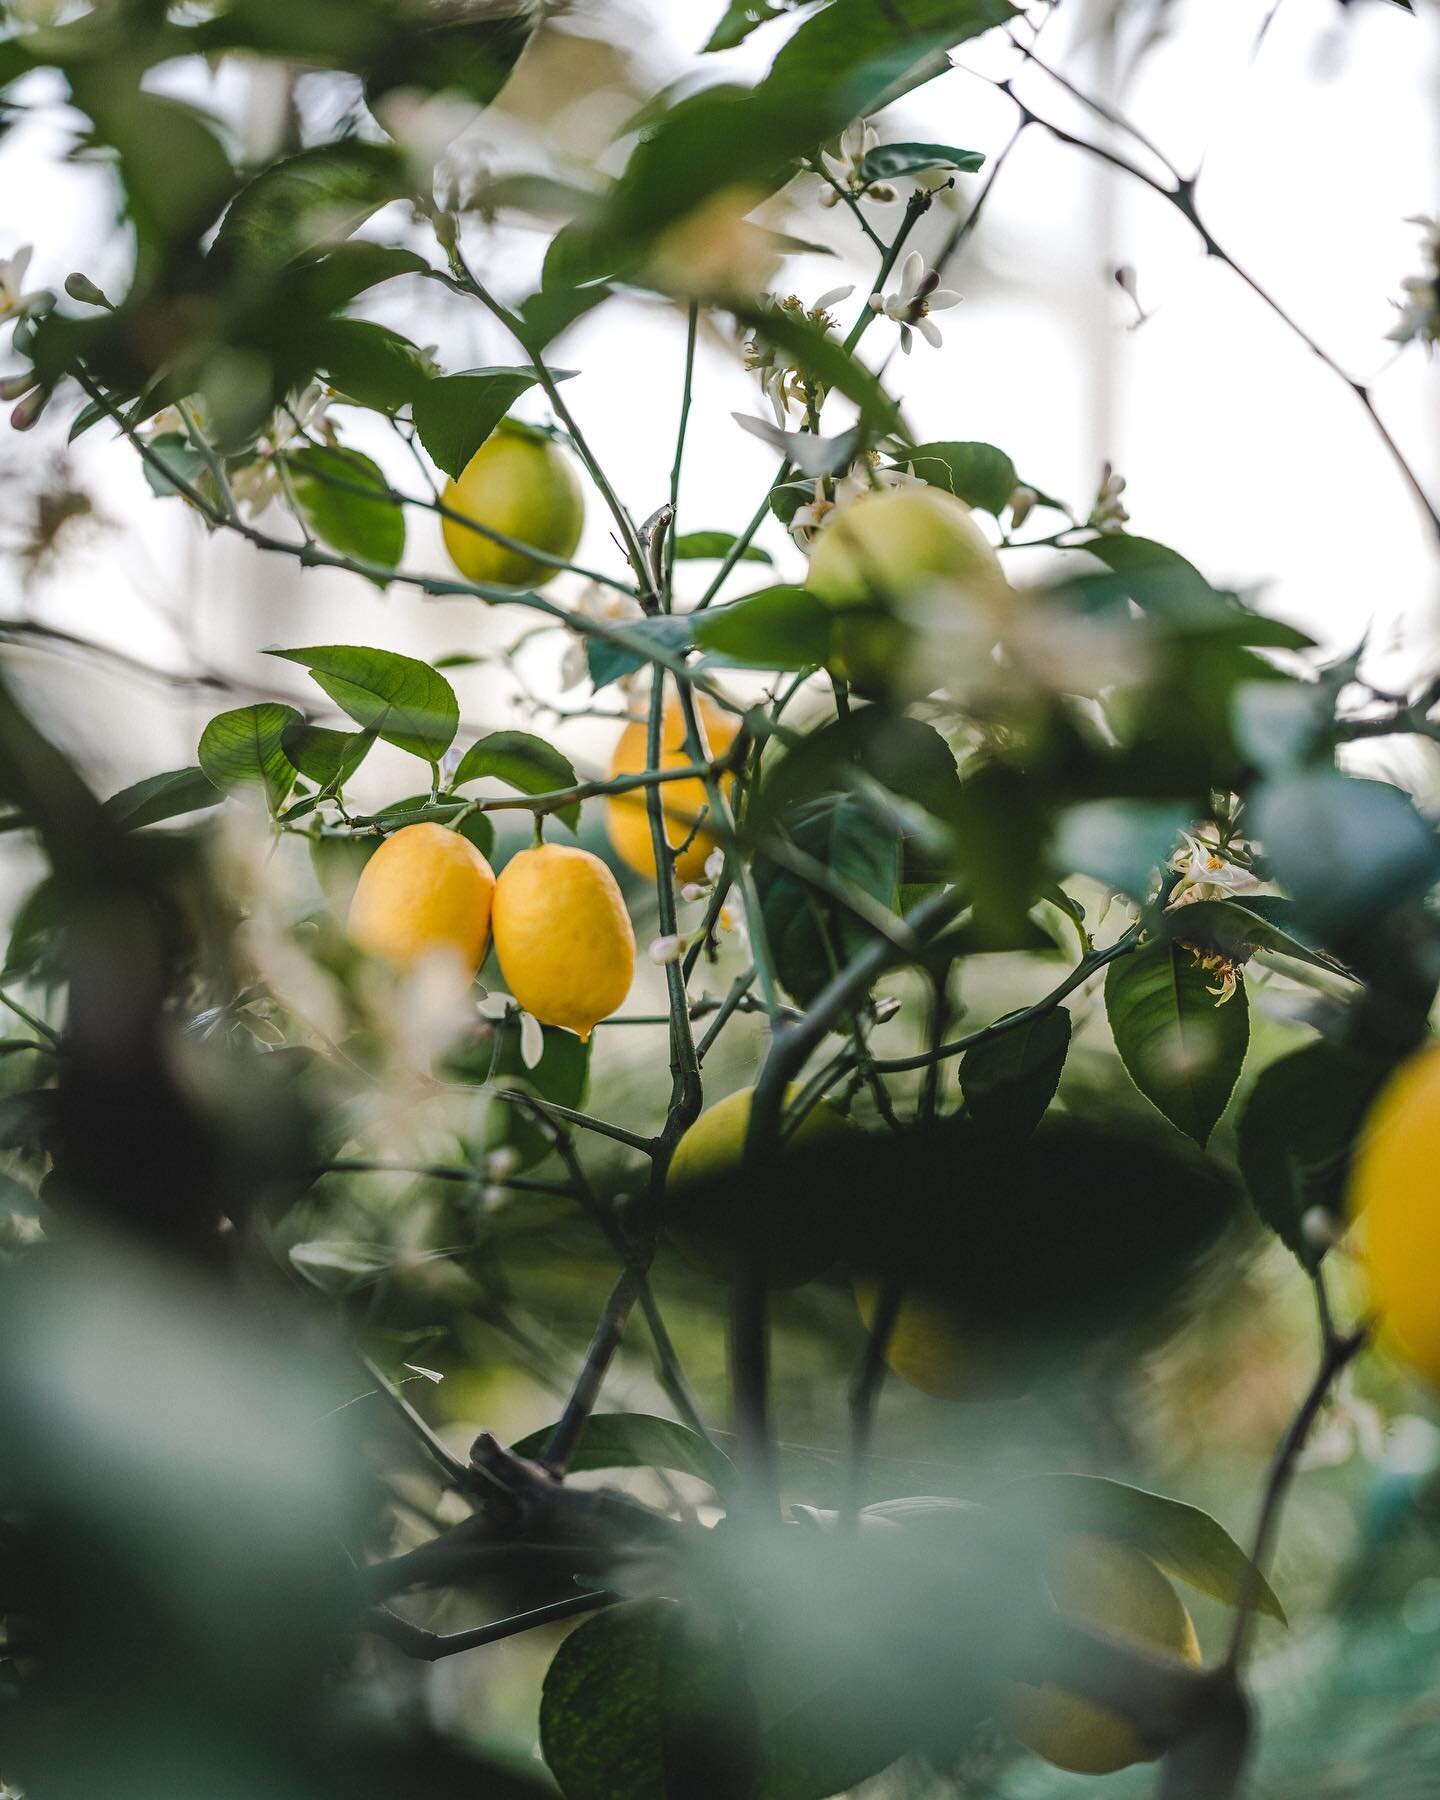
[
  {"x1": 1387, "y1": 214, "x2": 1440, "y2": 354},
  {"x1": 140, "y1": 382, "x2": 339, "y2": 518},
  {"x1": 743, "y1": 286, "x2": 853, "y2": 426},
  {"x1": 648, "y1": 848, "x2": 749, "y2": 966},
  {"x1": 817, "y1": 120, "x2": 897, "y2": 207},
  {"x1": 1087, "y1": 461, "x2": 1130, "y2": 533},
  {"x1": 1166, "y1": 827, "x2": 1261, "y2": 1005}
]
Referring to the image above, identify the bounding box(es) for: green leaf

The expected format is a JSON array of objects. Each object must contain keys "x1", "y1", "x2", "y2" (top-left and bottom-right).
[
  {"x1": 1052, "y1": 799, "x2": 1190, "y2": 903},
  {"x1": 141, "y1": 431, "x2": 210, "y2": 502},
  {"x1": 949, "y1": 761, "x2": 1050, "y2": 937},
  {"x1": 694, "y1": 586, "x2": 831, "y2": 670},
  {"x1": 1159, "y1": 896, "x2": 1354, "y2": 979},
  {"x1": 1084, "y1": 534, "x2": 1314, "y2": 650},
  {"x1": 1252, "y1": 771, "x2": 1440, "y2": 944},
  {"x1": 197, "y1": 702, "x2": 301, "y2": 812},
  {"x1": 1104, "y1": 940, "x2": 1249, "y2": 1146},
  {"x1": 376, "y1": 796, "x2": 496, "y2": 861},
  {"x1": 453, "y1": 731, "x2": 581, "y2": 833},
  {"x1": 752, "y1": 794, "x2": 902, "y2": 1008},
  {"x1": 587, "y1": 616, "x2": 692, "y2": 692},
  {"x1": 960, "y1": 1007, "x2": 1071, "y2": 1138},
  {"x1": 284, "y1": 241, "x2": 430, "y2": 313},
  {"x1": 305, "y1": 317, "x2": 434, "y2": 412},
  {"x1": 672, "y1": 531, "x2": 773, "y2": 565},
  {"x1": 363, "y1": 8, "x2": 536, "y2": 110},
  {"x1": 412, "y1": 367, "x2": 574, "y2": 479},
  {"x1": 102, "y1": 766, "x2": 222, "y2": 832},
  {"x1": 210, "y1": 141, "x2": 409, "y2": 271},
  {"x1": 268, "y1": 645, "x2": 458, "y2": 767},
  {"x1": 1237, "y1": 1041, "x2": 1395, "y2": 1267},
  {"x1": 1006, "y1": 1473, "x2": 1285, "y2": 1624},
  {"x1": 280, "y1": 722, "x2": 375, "y2": 793},
  {"x1": 540, "y1": 1602, "x2": 671, "y2": 1800},
  {"x1": 284, "y1": 446, "x2": 404, "y2": 574},
  {"x1": 859, "y1": 141, "x2": 985, "y2": 181},
  {"x1": 510, "y1": 1415, "x2": 735, "y2": 1494},
  {"x1": 763, "y1": 0, "x2": 1018, "y2": 110},
  {"x1": 891, "y1": 440, "x2": 1017, "y2": 514},
  {"x1": 70, "y1": 78, "x2": 235, "y2": 248},
  {"x1": 703, "y1": 0, "x2": 790, "y2": 51},
  {"x1": 451, "y1": 1011, "x2": 587, "y2": 1170}
]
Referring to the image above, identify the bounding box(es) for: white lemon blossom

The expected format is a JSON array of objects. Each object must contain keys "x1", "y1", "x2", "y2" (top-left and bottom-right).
[
  {"x1": 0, "y1": 245, "x2": 50, "y2": 325},
  {"x1": 1387, "y1": 214, "x2": 1440, "y2": 353},
  {"x1": 1168, "y1": 830, "x2": 1260, "y2": 905},
  {"x1": 1088, "y1": 461, "x2": 1130, "y2": 533},
  {"x1": 866, "y1": 251, "x2": 960, "y2": 353},
  {"x1": 518, "y1": 1009, "x2": 544, "y2": 1070},
  {"x1": 818, "y1": 120, "x2": 896, "y2": 207},
  {"x1": 790, "y1": 453, "x2": 922, "y2": 548},
  {"x1": 743, "y1": 286, "x2": 853, "y2": 425}
]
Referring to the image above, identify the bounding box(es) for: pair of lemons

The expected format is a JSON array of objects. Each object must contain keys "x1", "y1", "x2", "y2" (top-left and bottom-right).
[{"x1": 347, "y1": 825, "x2": 633, "y2": 1041}]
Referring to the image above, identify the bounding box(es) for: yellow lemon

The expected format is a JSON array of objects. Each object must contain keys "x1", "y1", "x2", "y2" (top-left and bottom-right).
[
  {"x1": 805, "y1": 485, "x2": 1006, "y2": 696},
  {"x1": 666, "y1": 1084, "x2": 857, "y2": 1287},
  {"x1": 852, "y1": 1283, "x2": 994, "y2": 1401},
  {"x1": 440, "y1": 424, "x2": 584, "y2": 589},
  {"x1": 604, "y1": 695, "x2": 739, "y2": 884},
  {"x1": 1348, "y1": 1043, "x2": 1440, "y2": 1388},
  {"x1": 491, "y1": 843, "x2": 634, "y2": 1041},
  {"x1": 1003, "y1": 1534, "x2": 1202, "y2": 1775},
  {"x1": 346, "y1": 822, "x2": 495, "y2": 979}
]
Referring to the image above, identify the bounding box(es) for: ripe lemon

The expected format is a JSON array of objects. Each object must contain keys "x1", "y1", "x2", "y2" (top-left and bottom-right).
[
  {"x1": 604, "y1": 695, "x2": 739, "y2": 884},
  {"x1": 491, "y1": 843, "x2": 634, "y2": 1040},
  {"x1": 440, "y1": 424, "x2": 584, "y2": 589},
  {"x1": 852, "y1": 1283, "x2": 996, "y2": 1401},
  {"x1": 805, "y1": 485, "x2": 1006, "y2": 696},
  {"x1": 1003, "y1": 1533, "x2": 1202, "y2": 1774},
  {"x1": 346, "y1": 822, "x2": 495, "y2": 979},
  {"x1": 666, "y1": 1084, "x2": 858, "y2": 1287},
  {"x1": 1348, "y1": 1042, "x2": 1440, "y2": 1388}
]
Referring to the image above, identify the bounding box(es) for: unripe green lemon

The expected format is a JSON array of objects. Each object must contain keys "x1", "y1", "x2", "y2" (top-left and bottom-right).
[
  {"x1": 441, "y1": 424, "x2": 584, "y2": 589},
  {"x1": 491, "y1": 843, "x2": 634, "y2": 1041},
  {"x1": 666, "y1": 1084, "x2": 858, "y2": 1287},
  {"x1": 1348, "y1": 1042, "x2": 1440, "y2": 1389},
  {"x1": 346, "y1": 822, "x2": 495, "y2": 978},
  {"x1": 852, "y1": 1283, "x2": 1002, "y2": 1401},
  {"x1": 805, "y1": 485, "x2": 1006, "y2": 696},
  {"x1": 604, "y1": 694, "x2": 739, "y2": 884},
  {"x1": 1003, "y1": 1534, "x2": 1202, "y2": 1775}
]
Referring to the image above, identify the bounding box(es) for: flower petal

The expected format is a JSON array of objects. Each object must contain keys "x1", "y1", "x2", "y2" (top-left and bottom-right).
[
  {"x1": 898, "y1": 250, "x2": 924, "y2": 300},
  {"x1": 915, "y1": 315, "x2": 943, "y2": 349}
]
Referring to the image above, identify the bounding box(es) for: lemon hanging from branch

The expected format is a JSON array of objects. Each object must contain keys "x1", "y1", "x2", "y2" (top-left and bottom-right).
[
  {"x1": 441, "y1": 423, "x2": 584, "y2": 590},
  {"x1": 346, "y1": 822, "x2": 495, "y2": 979},
  {"x1": 604, "y1": 694, "x2": 739, "y2": 884},
  {"x1": 492, "y1": 842, "x2": 634, "y2": 1040}
]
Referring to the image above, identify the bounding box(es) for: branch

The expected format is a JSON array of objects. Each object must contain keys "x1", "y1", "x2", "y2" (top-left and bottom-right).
[
  {"x1": 539, "y1": 1263, "x2": 646, "y2": 1477},
  {"x1": 364, "y1": 1590, "x2": 615, "y2": 1660}
]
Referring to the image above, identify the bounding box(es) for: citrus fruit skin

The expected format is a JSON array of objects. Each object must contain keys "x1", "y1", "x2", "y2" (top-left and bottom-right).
[
  {"x1": 666, "y1": 1084, "x2": 857, "y2": 1286},
  {"x1": 1003, "y1": 1534, "x2": 1201, "y2": 1775},
  {"x1": 1349, "y1": 1043, "x2": 1440, "y2": 1389},
  {"x1": 604, "y1": 696, "x2": 738, "y2": 884},
  {"x1": 346, "y1": 822, "x2": 495, "y2": 979},
  {"x1": 440, "y1": 426, "x2": 584, "y2": 589},
  {"x1": 805, "y1": 485, "x2": 1006, "y2": 694},
  {"x1": 853, "y1": 1283, "x2": 987, "y2": 1401},
  {"x1": 491, "y1": 843, "x2": 634, "y2": 1041}
]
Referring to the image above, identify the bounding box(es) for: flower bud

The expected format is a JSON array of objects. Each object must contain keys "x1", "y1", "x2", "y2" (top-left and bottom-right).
[
  {"x1": 64, "y1": 271, "x2": 110, "y2": 308},
  {"x1": 1008, "y1": 484, "x2": 1038, "y2": 531},
  {"x1": 10, "y1": 386, "x2": 48, "y2": 431},
  {"x1": 647, "y1": 934, "x2": 684, "y2": 966}
]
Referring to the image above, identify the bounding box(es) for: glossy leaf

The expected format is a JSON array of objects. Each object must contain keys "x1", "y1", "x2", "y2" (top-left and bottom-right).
[
  {"x1": 453, "y1": 731, "x2": 581, "y2": 833},
  {"x1": 1007, "y1": 1473, "x2": 1285, "y2": 1623},
  {"x1": 753, "y1": 794, "x2": 902, "y2": 1007},
  {"x1": 285, "y1": 447, "x2": 404, "y2": 574},
  {"x1": 280, "y1": 723, "x2": 375, "y2": 793},
  {"x1": 1085, "y1": 534, "x2": 1314, "y2": 650},
  {"x1": 763, "y1": 0, "x2": 1019, "y2": 111},
  {"x1": 587, "y1": 616, "x2": 692, "y2": 691},
  {"x1": 286, "y1": 242, "x2": 430, "y2": 313},
  {"x1": 197, "y1": 703, "x2": 301, "y2": 812},
  {"x1": 268, "y1": 645, "x2": 458, "y2": 767},
  {"x1": 672, "y1": 531, "x2": 772, "y2": 565},
  {"x1": 306, "y1": 318, "x2": 434, "y2": 412},
  {"x1": 891, "y1": 440, "x2": 1017, "y2": 514},
  {"x1": 102, "y1": 766, "x2": 223, "y2": 832},
  {"x1": 210, "y1": 141, "x2": 408, "y2": 270},
  {"x1": 510, "y1": 1414, "x2": 735, "y2": 1494},
  {"x1": 413, "y1": 367, "x2": 575, "y2": 479},
  {"x1": 1237, "y1": 1041, "x2": 1394, "y2": 1266},
  {"x1": 1105, "y1": 939, "x2": 1249, "y2": 1145},
  {"x1": 859, "y1": 140, "x2": 985, "y2": 181},
  {"x1": 694, "y1": 586, "x2": 831, "y2": 670},
  {"x1": 960, "y1": 1007, "x2": 1071, "y2": 1138},
  {"x1": 1159, "y1": 896, "x2": 1354, "y2": 979}
]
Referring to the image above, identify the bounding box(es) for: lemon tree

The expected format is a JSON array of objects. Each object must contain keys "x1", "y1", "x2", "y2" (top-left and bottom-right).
[{"x1": 0, "y1": 4, "x2": 1438, "y2": 1800}]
